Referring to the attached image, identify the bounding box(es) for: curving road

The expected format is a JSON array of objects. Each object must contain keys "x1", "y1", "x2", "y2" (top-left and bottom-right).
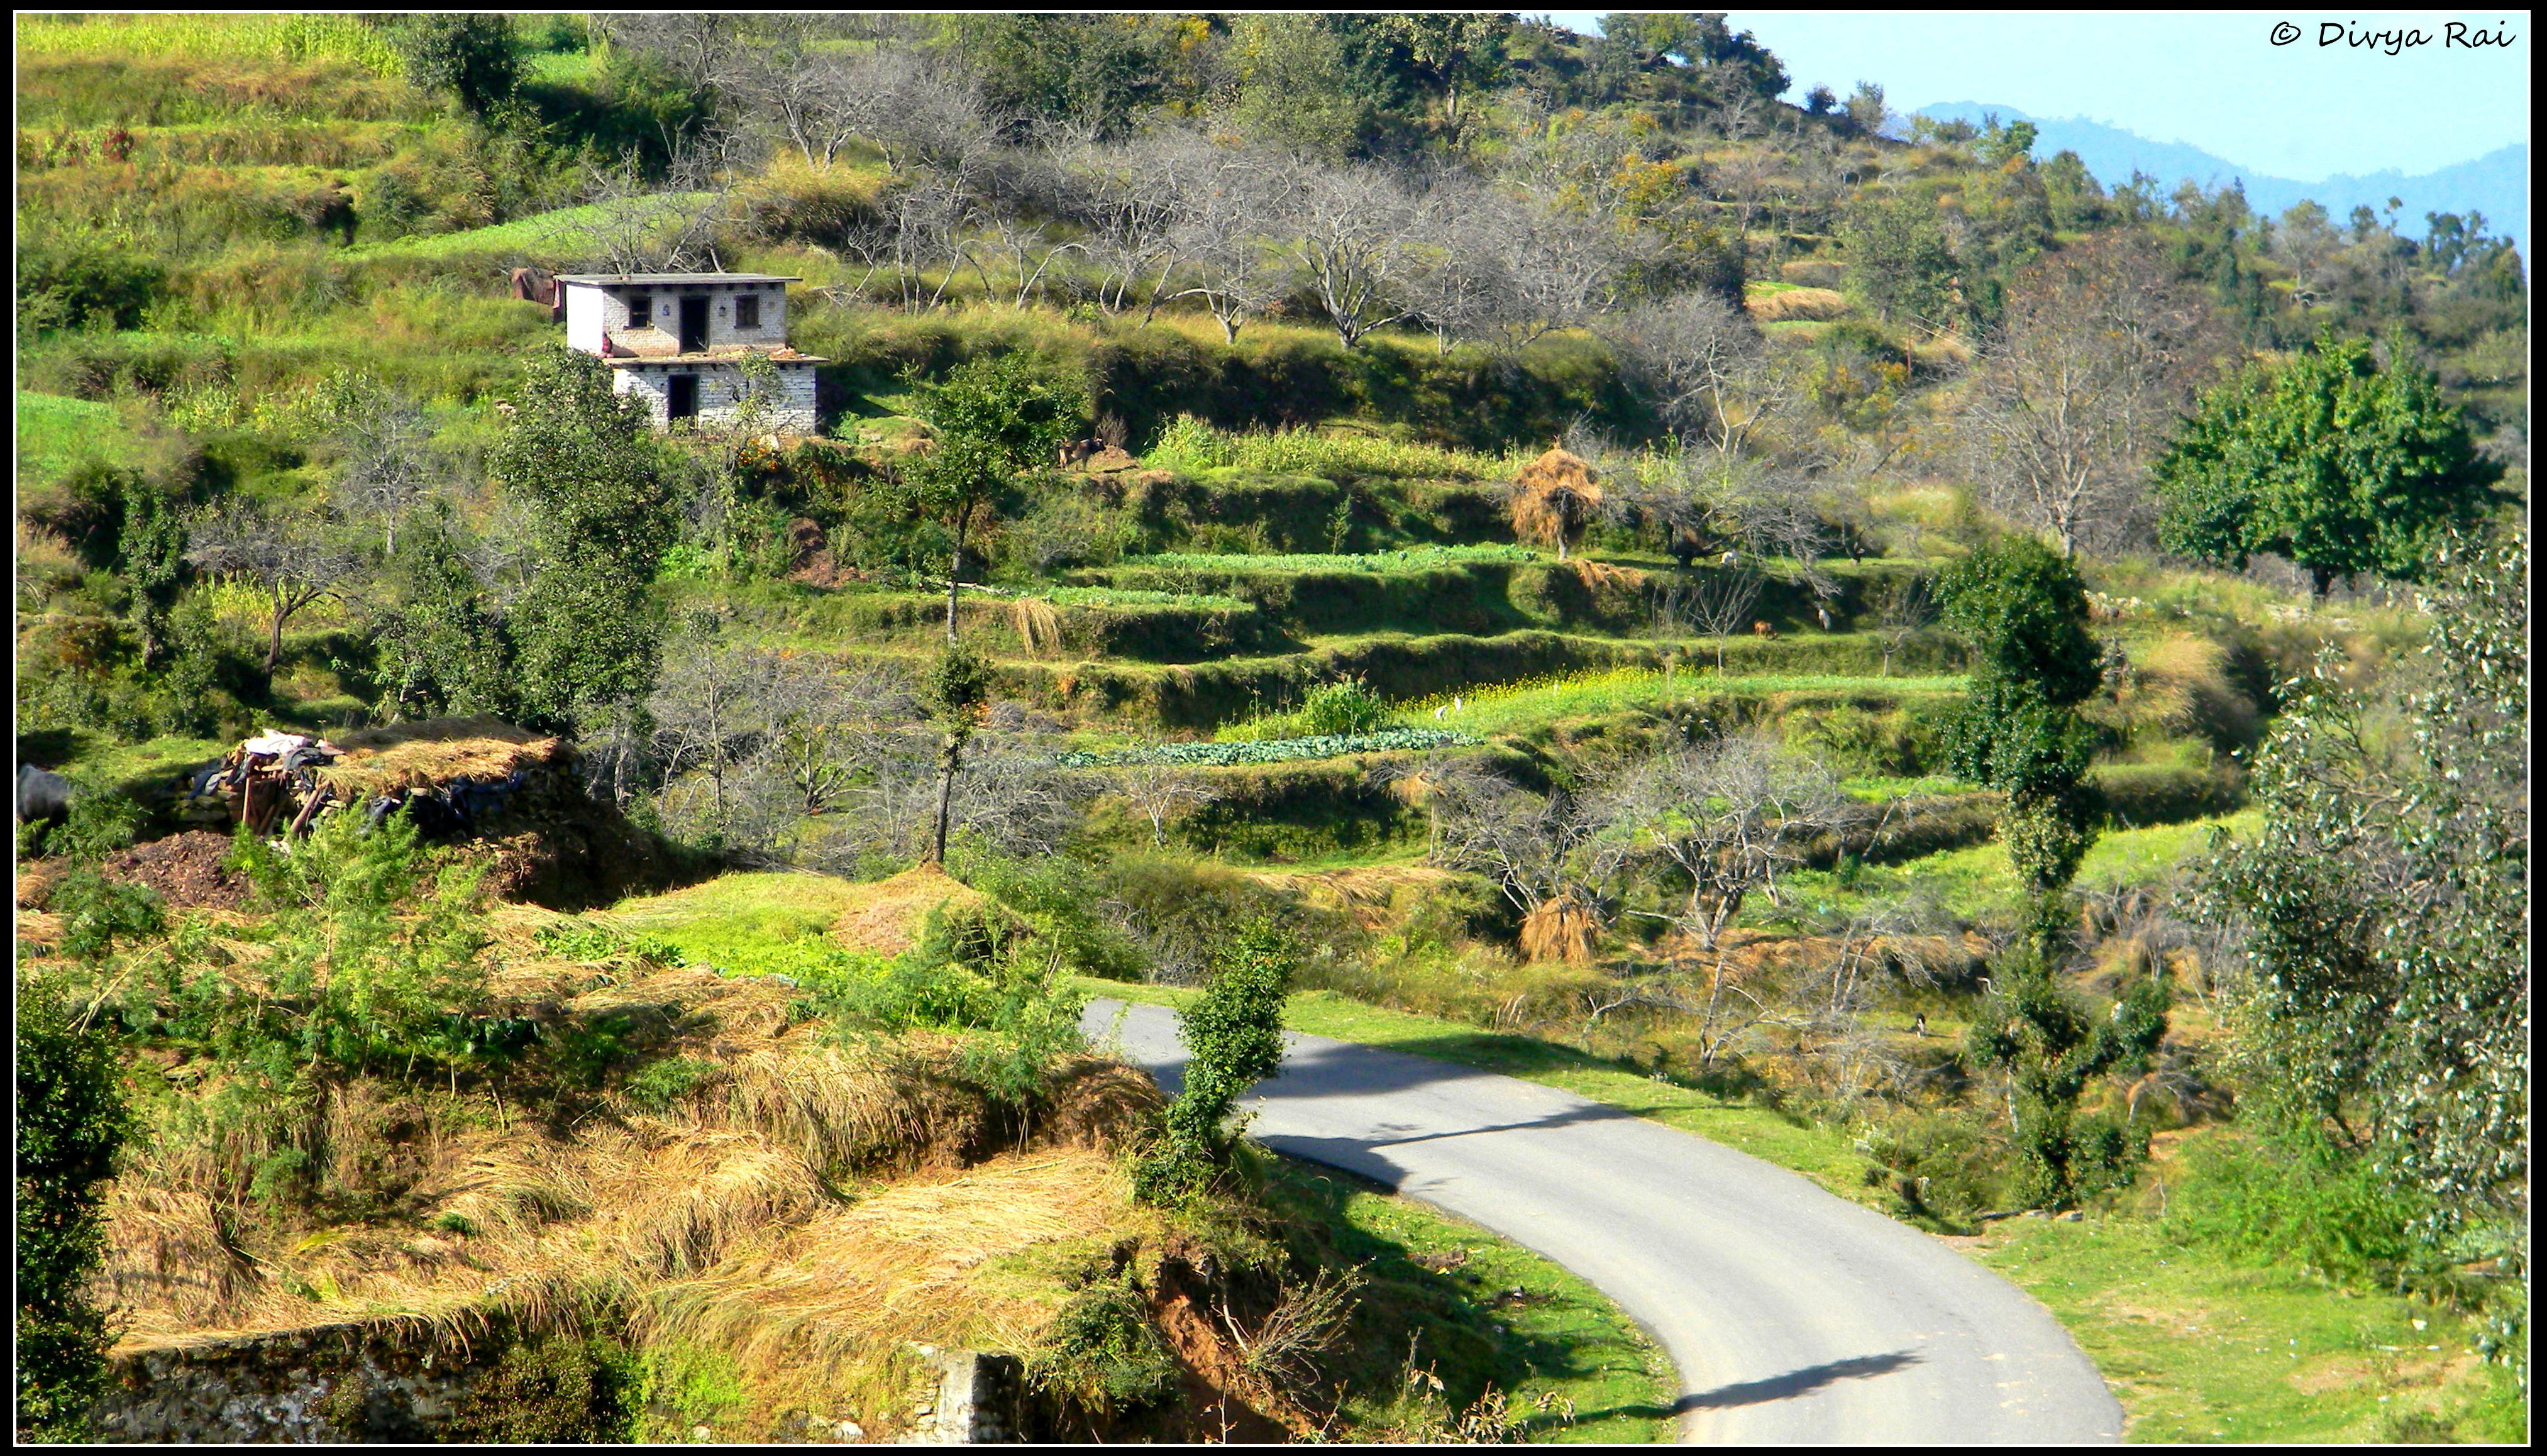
[{"x1": 1083, "y1": 999, "x2": 2122, "y2": 1445}]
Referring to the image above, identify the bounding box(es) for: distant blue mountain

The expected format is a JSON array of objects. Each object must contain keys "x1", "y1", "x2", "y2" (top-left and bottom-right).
[{"x1": 1914, "y1": 102, "x2": 2527, "y2": 249}]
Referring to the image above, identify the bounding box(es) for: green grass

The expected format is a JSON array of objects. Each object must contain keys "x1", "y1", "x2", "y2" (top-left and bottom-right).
[
  {"x1": 1968, "y1": 1207, "x2": 2520, "y2": 1443},
  {"x1": 17, "y1": 390, "x2": 143, "y2": 486},
  {"x1": 1763, "y1": 811, "x2": 2260, "y2": 928},
  {"x1": 1405, "y1": 665, "x2": 1966, "y2": 736},
  {"x1": 1133, "y1": 545, "x2": 1543, "y2": 574},
  {"x1": 1145, "y1": 419, "x2": 1535, "y2": 482},
  {"x1": 342, "y1": 194, "x2": 717, "y2": 262},
  {"x1": 598, "y1": 870, "x2": 871, "y2": 968},
  {"x1": 1261, "y1": 1156, "x2": 1676, "y2": 1443},
  {"x1": 14, "y1": 12, "x2": 404, "y2": 74}
]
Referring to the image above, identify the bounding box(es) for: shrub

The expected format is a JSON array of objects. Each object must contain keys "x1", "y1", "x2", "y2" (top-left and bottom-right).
[
  {"x1": 2163, "y1": 1130, "x2": 2443, "y2": 1291},
  {"x1": 1028, "y1": 1281, "x2": 1179, "y2": 1415},
  {"x1": 1296, "y1": 676, "x2": 1396, "y2": 736},
  {"x1": 1133, "y1": 918, "x2": 1295, "y2": 1205},
  {"x1": 622, "y1": 1056, "x2": 718, "y2": 1114},
  {"x1": 14, "y1": 974, "x2": 135, "y2": 1439}
]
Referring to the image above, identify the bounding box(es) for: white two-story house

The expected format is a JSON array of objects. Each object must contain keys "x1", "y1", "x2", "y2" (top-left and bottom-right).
[{"x1": 556, "y1": 272, "x2": 824, "y2": 432}]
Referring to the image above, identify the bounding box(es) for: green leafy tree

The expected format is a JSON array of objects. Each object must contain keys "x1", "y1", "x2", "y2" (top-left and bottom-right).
[
  {"x1": 2192, "y1": 529, "x2": 2525, "y2": 1351},
  {"x1": 16, "y1": 975, "x2": 134, "y2": 1439},
  {"x1": 394, "y1": 14, "x2": 524, "y2": 119},
  {"x1": 1935, "y1": 535, "x2": 2102, "y2": 914},
  {"x1": 492, "y1": 346, "x2": 677, "y2": 736},
  {"x1": 373, "y1": 508, "x2": 519, "y2": 723},
  {"x1": 1133, "y1": 918, "x2": 1296, "y2": 1205},
  {"x1": 1225, "y1": 14, "x2": 1375, "y2": 162},
  {"x1": 1938, "y1": 536, "x2": 2165, "y2": 1211},
  {"x1": 117, "y1": 476, "x2": 187, "y2": 673},
  {"x1": 1374, "y1": 13, "x2": 1512, "y2": 136},
  {"x1": 2153, "y1": 329, "x2": 2503, "y2": 596},
  {"x1": 923, "y1": 641, "x2": 992, "y2": 868},
  {"x1": 1841, "y1": 191, "x2": 1959, "y2": 334},
  {"x1": 900, "y1": 355, "x2": 1088, "y2": 643}
]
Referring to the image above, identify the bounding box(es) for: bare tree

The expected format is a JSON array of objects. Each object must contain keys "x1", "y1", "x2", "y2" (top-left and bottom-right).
[
  {"x1": 1660, "y1": 564, "x2": 1763, "y2": 670},
  {"x1": 184, "y1": 498, "x2": 368, "y2": 674},
  {"x1": 766, "y1": 654, "x2": 917, "y2": 815},
  {"x1": 330, "y1": 389, "x2": 439, "y2": 556},
  {"x1": 1163, "y1": 148, "x2": 1285, "y2": 342},
  {"x1": 1598, "y1": 733, "x2": 1850, "y2": 953},
  {"x1": 1960, "y1": 233, "x2": 2218, "y2": 556},
  {"x1": 1395, "y1": 179, "x2": 1514, "y2": 355},
  {"x1": 646, "y1": 628, "x2": 783, "y2": 847},
  {"x1": 1112, "y1": 757, "x2": 1224, "y2": 847},
  {"x1": 575, "y1": 138, "x2": 749, "y2": 275},
  {"x1": 1056, "y1": 125, "x2": 1199, "y2": 317},
  {"x1": 1601, "y1": 291, "x2": 1793, "y2": 455},
  {"x1": 1425, "y1": 768, "x2": 1611, "y2": 962},
  {"x1": 1870, "y1": 573, "x2": 1933, "y2": 677},
  {"x1": 1276, "y1": 160, "x2": 1423, "y2": 350}
]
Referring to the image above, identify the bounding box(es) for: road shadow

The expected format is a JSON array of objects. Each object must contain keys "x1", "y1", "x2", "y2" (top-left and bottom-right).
[{"x1": 1671, "y1": 1350, "x2": 1923, "y2": 1412}]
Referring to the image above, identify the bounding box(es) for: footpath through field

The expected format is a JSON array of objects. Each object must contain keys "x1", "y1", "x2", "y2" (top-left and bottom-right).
[{"x1": 1084, "y1": 999, "x2": 2122, "y2": 1445}]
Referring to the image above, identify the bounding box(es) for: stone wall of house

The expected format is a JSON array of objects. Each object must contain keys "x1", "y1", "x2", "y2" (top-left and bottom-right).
[{"x1": 610, "y1": 362, "x2": 818, "y2": 433}]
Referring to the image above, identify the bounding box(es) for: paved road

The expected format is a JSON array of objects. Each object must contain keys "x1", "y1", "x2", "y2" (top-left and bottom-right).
[{"x1": 1083, "y1": 1000, "x2": 2122, "y2": 1445}]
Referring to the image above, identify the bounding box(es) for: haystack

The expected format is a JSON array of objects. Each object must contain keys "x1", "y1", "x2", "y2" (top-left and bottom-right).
[
  {"x1": 1518, "y1": 893, "x2": 1603, "y2": 965},
  {"x1": 828, "y1": 863, "x2": 1007, "y2": 957},
  {"x1": 1508, "y1": 448, "x2": 1604, "y2": 562}
]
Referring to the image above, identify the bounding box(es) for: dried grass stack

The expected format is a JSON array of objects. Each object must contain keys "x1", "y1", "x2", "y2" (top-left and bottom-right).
[
  {"x1": 1011, "y1": 597, "x2": 1064, "y2": 658},
  {"x1": 1508, "y1": 448, "x2": 1604, "y2": 562},
  {"x1": 1518, "y1": 893, "x2": 1601, "y2": 965}
]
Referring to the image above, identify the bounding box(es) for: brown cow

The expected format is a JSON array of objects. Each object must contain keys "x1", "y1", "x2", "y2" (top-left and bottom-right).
[
  {"x1": 1056, "y1": 438, "x2": 1103, "y2": 469},
  {"x1": 509, "y1": 267, "x2": 565, "y2": 323},
  {"x1": 1751, "y1": 621, "x2": 1778, "y2": 638}
]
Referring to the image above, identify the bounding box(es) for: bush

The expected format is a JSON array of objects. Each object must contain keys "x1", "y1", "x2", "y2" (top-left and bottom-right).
[
  {"x1": 2163, "y1": 1130, "x2": 2441, "y2": 1290},
  {"x1": 16, "y1": 233, "x2": 166, "y2": 334},
  {"x1": 14, "y1": 974, "x2": 135, "y2": 1439},
  {"x1": 1027, "y1": 1281, "x2": 1179, "y2": 1415},
  {"x1": 1296, "y1": 676, "x2": 1396, "y2": 736},
  {"x1": 1133, "y1": 918, "x2": 1295, "y2": 1205}
]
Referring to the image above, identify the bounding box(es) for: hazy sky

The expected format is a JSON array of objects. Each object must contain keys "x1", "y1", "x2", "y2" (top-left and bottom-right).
[{"x1": 1533, "y1": 11, "x2": 2530, "y2": 179}]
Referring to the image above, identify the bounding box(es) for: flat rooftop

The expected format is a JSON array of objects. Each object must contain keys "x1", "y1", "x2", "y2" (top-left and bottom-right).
[
  {"x1": 556, "y1": 273, "x2": 802, "y2": 285},
  {"x1": 602, "y1": 350, "x2": 828, "y2": 366}
]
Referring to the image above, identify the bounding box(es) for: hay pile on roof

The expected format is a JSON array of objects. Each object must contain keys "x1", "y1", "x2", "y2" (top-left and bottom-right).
[
  {"x1": 319, "y1": 717, "x2": 554, "y2": 798},
  {"x1": 318, "y1": 717, "x2": 677, "y2": 912},
  {"x1": 1508, "y1": 448, "x2": 1604, "y2": 561}
]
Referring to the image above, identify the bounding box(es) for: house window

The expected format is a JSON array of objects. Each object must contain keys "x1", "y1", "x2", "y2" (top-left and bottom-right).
[
  {"x1": 734, "y1": 293, "x2": 760, "y2": 330},
  {"x1": 626, "y1": 292, "x2": 651, "y2": 327}
]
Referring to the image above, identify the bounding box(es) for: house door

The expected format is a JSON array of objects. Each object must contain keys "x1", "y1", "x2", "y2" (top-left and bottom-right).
[
  {"x1": 678, "y1": 296, "x2": 709, "y2": 353},
  {"x1": 667, "y1": 374, "x2": 699, "y2": 421}
]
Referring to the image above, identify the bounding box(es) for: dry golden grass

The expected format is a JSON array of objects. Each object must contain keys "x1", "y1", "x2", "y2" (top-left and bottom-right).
[
  {"x1": 1012, "y1": 596, "x2": 1065, "y2": 658},
  {"x1": 1749, "y1": 287, "x2": 1848, "y2": 323},
  {"x1": 1508, "y1": 447, "x2": 1603, "y2": 560},
  {"x1": 1518, "y1": 895, "x2": 1601, "y2": 966},
  {"x1": 826, "y1": 863, "x2": 1001, "y2": 957},
  {"x1": 319, "y1": 717, "x2": 558, "y2": 797},
  {"x1": 98, "y1": 944, "x2": 1165, "y2": 1438},
  {"x1": 2118, "y1": 631, "x2": 2258, "y2": 748}
]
